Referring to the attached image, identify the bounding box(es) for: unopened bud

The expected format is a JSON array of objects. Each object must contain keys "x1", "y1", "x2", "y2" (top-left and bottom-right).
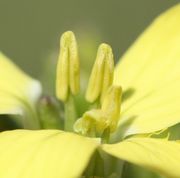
[{"x1": 37, "y1": 96, "x2": 63, "y2": 129}]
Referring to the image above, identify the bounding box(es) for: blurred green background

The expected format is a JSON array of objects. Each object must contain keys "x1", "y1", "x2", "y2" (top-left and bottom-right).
[
  {"x1": 0, "y1": 0, "x2": 179, "y2": 78},
  {"x1": 0, "y1": 1, "x2": 180, "y2": 177}
]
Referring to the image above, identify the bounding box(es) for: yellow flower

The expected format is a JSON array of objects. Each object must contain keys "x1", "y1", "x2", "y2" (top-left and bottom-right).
[{"x1": 0, "y1": 4, "x2": 180, "y2": 178}]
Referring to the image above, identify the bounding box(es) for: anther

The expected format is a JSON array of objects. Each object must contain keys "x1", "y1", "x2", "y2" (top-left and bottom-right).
[
  {"x1": 56, "y1": 31, "x2": 80, "y2": 102},
  {"x1": 85, "y1": 43, "x2": 114, "y2": 103}
]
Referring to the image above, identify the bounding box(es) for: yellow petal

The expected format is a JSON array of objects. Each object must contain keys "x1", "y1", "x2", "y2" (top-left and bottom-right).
[
  {"x1": 0, "y1": 130, "x2": 98, "y2": 178},
  {"x1": 114, "y1": 4, "x2": 180, "y2": 135},
  {"x1": 102, "y1": 137, "x2": 180, "y2": 178},
  {"x1": 0, "y1": 52, "x2": 42, "y2": 114},
  {"x1": 0, "y1": 92, "x2": 23, "y2": 114}
]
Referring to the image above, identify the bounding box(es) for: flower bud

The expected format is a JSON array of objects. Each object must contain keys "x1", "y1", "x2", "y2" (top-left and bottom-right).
[{"x1": 37, "y1": 96, "x2": 63, "y2": 129}]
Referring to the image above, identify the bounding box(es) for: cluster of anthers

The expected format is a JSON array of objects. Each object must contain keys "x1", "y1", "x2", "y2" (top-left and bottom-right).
[{"x1": 55, "y1": 31, "x2": 122, "y2": 141}]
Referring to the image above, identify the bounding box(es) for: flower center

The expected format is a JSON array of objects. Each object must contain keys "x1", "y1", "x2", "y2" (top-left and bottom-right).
[{"x1": 40, "y1": 31, "x2": 122, "y2": 142}]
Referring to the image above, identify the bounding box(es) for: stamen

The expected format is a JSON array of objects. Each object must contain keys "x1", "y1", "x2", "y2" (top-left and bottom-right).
[
  {"x1": 74, "y1": 86, "x2": 122, "y2": 139},
  {"x1": 85, "y1": 43, "x2": 114, "y2": 103},
  {"x1": 56, "y1": 31, "x2": 80, "y2": 102}
]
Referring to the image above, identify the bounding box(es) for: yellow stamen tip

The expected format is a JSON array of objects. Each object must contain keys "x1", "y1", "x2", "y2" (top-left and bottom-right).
[
  {"x1": 56, "y1": 31, "x2": 80, "y2": 102},
  {"x1": 85, "y1": 43, "x2": 114, "y2": 103},
  {"x1": 102, "y1": 86, "x2": 122, "y2": 132}
]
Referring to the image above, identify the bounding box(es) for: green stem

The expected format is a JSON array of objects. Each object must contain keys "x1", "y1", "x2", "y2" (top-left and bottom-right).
[
  {"x1": 83, "y1": 150, "x2": 104, "y2": 178},
  {"x1": 64, "y1": 94, "x2": 77, "y2": 131},
  {"x1": 101, "y1": 127, "x2": 110, "y2": 144}
]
